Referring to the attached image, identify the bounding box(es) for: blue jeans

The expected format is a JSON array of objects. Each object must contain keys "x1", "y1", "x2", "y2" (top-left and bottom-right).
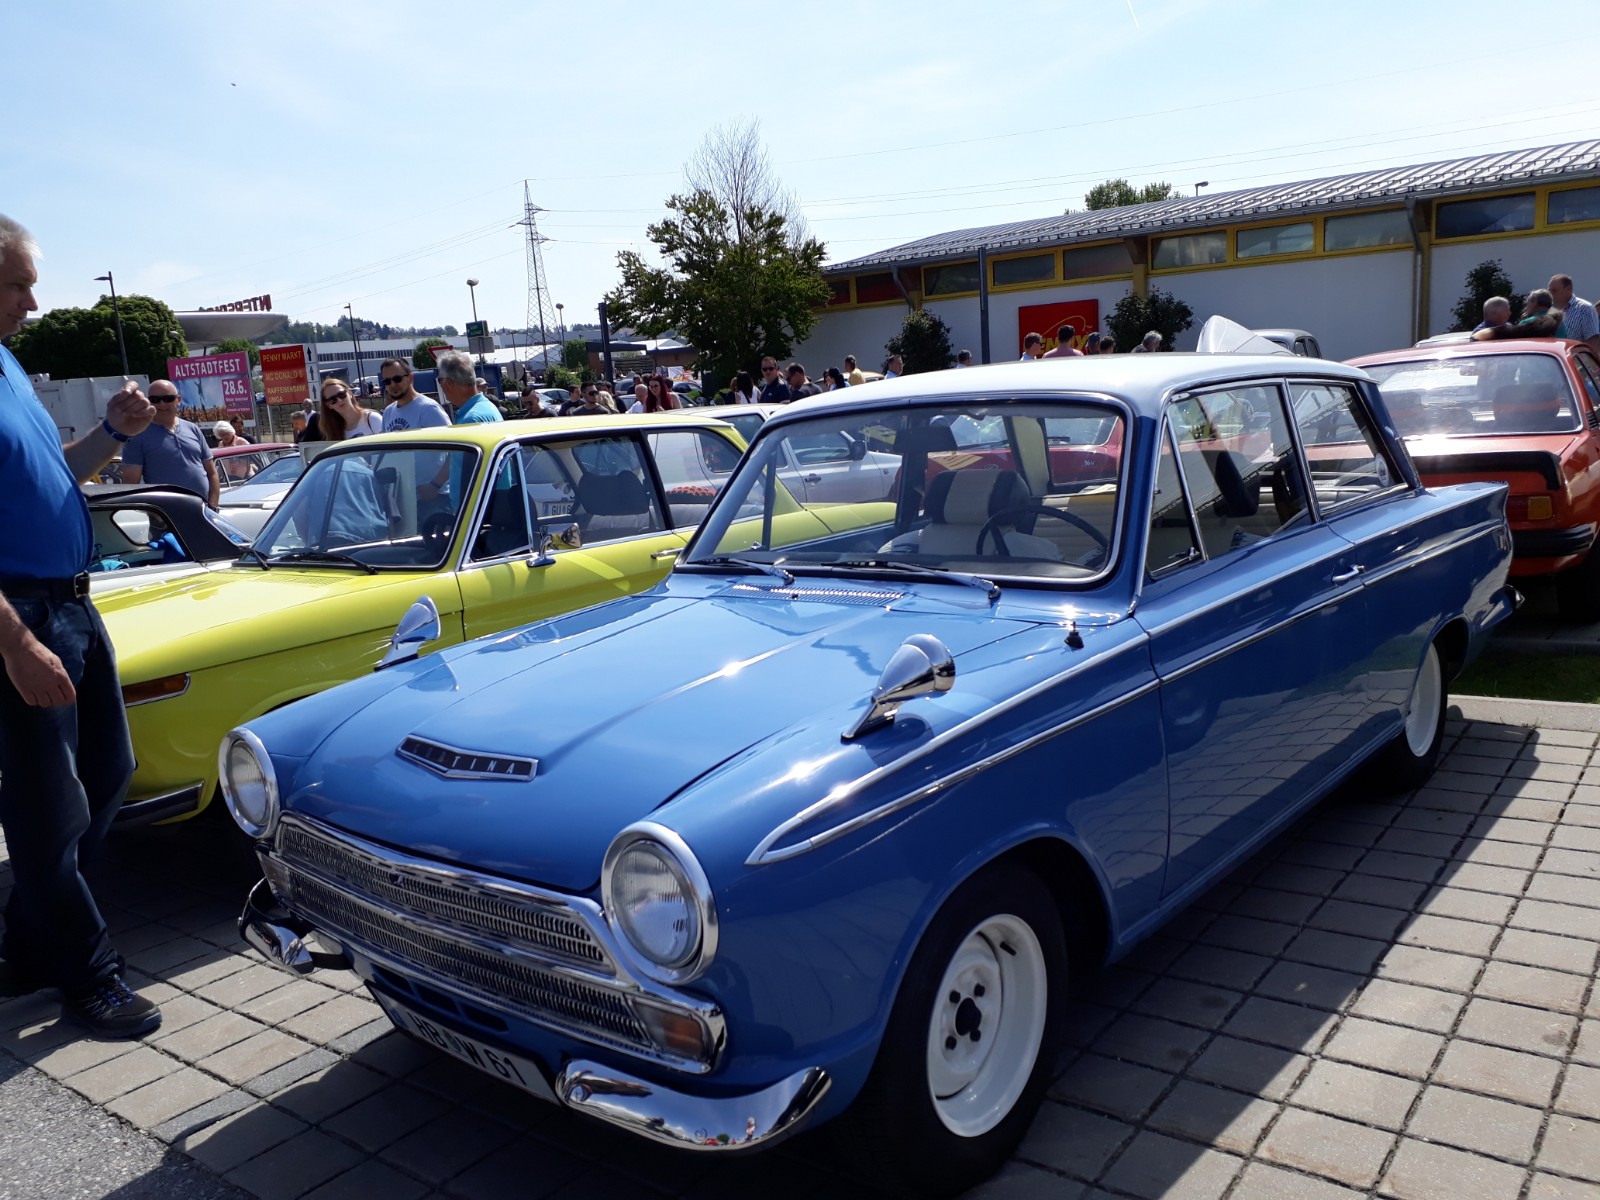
[{"x1": 0, "y1": 596, "x2": 132, "y2": 990}]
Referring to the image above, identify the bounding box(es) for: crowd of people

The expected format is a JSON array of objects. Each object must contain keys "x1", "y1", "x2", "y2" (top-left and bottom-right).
[{"x1": 1471, "y1": 273, "x2": 1600, "y2": 353}]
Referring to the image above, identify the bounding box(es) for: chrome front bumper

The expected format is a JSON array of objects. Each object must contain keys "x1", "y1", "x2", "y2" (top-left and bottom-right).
[{"x1": 239, "y1": 880, "x2": 832, "y2": 1152}]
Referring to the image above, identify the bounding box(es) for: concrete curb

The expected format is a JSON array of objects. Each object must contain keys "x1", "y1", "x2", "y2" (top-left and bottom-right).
[
  {"x1": 1451, "y1": 694, "x2": 1600, "y2": 732},
  {"x1": 1492, "y1": 633, "x2": 1600, "y2": 657}
]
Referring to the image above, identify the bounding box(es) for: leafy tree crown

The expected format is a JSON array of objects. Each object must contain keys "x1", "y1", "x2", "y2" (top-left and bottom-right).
[
  {"x1": 1449, "y1": 259, "x2": 1525, "y2": 333},
  {"x1": 885, "y1": 310, "x2": 955, "y2": 374},
  {"x1": 1103, "y1": 287, "x2": 1194, "y2": 353},
  {"x1": 10, "y1": 293, "x2": 187, "y2": 380}
]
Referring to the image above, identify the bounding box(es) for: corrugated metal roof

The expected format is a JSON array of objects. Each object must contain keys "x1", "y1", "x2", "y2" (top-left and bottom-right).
[{"x1": 826, "y1": 139, "x2": 1600, "y2": 273}]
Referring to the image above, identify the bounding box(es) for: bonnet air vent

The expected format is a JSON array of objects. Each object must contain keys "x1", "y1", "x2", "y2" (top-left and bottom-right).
[{"x1": 397, "y1": 737, "x2": 538, "y2": 781}]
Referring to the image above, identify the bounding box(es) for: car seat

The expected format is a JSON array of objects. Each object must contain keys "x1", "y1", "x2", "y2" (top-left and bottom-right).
[
  {"x1": 1493, "y1": 385, "x2": 1570, "y2": 433},
  {"x1": 575, "y1": 471, "x2": 653, "y2": 540},
  {"x1": 909, "y1": 468, "x2": 1059, "y2": 558}
]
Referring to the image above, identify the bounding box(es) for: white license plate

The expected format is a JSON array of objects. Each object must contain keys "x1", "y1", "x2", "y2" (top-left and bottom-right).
[{"x1": 376, "y1": 992, "x2": 557, "y2": 1103}]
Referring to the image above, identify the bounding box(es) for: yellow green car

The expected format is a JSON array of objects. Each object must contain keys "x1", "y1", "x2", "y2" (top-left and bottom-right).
[{"x1": 99, "y1": 413, "x2": 750, "y2": 826}]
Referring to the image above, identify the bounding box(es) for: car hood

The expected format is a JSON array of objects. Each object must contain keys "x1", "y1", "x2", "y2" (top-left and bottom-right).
[
  {"x1": 285, "y1": 579, "x2": 1084, "y2": 891},
  {"x1": 97, "y1": 567, "x2": 455, "y2": 680}
]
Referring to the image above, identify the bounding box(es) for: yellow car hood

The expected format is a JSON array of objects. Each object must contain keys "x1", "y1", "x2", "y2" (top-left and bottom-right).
[{"x1": 97, "y1": 566, "x2": 462, "y2": 682}]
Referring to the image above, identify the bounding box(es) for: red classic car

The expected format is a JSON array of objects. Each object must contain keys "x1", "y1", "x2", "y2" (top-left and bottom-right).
[{"x1": 1349, "y1": 339, "x2": 1600, "y2": 619}]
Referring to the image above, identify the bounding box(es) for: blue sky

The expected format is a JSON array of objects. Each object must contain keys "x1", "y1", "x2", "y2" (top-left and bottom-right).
[{"x1": 7, "y1": 1, "x2": 1598, "y2": 336}]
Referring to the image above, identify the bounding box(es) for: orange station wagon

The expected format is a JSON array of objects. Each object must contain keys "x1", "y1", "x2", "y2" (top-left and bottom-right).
[{"x1": 1349, "y1": 339, "x2": 1600, "y2": 620}]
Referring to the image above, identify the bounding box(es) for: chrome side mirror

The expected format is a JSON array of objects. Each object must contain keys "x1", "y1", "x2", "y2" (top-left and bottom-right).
[
  {"x1": 377, "y1": 594, "x2": 441, "y2": 670},
  {"x1": 842, "y1": 634, "x2": 955, "y2": 741},
  {"x1": 527, "y1": 522, "x2": 582, "y2": 569}
]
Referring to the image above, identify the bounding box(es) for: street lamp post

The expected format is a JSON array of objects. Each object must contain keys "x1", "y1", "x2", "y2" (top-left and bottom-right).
[
  {"x1": 345, "y1": 303, "x2": 361, "y2": 390},
  {"x1": 1194, "y1": 181, "x2": 1210, "y2": 197},
  {"x1": 466, "y1": 278, "x2": 482, "y2": 366},
  {"x1": 94, "y1": 272, "x2": 130, "y2": 376}
]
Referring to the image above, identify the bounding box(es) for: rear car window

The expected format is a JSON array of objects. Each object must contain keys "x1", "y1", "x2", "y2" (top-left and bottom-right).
[{"x1": 1366, "y1": 354, "x2": 1580, "y2": 438}]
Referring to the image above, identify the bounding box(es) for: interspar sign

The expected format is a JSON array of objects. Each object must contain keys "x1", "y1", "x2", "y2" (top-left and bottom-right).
[
  {"x1": 259, "y1": 345, "x2": 310, "y2": 406},
  {"x1": 168, "y1": 351, "x2": 253, "y2": 416}
]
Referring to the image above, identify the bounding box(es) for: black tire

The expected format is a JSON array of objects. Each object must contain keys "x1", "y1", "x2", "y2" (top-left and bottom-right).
[
  {"x1": 1557, "y1": 552, "x2": 1600, "y2": 623},
  {"x1": 845, "y1": 864, "x2": 1068, "y2": 1198},
  {"x1": 1374, "y1": 642, "x2": 1446, "y2": 792}
]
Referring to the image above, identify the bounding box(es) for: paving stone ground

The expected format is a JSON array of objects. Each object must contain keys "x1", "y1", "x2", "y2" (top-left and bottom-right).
[{"x1": 2, "y1": 707, "x2": 1599, "y2": 1199}]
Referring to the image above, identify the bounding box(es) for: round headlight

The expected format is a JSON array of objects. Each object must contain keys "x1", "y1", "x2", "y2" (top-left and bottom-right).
[
  {"x1": 219, "y1": 730, "x2": 278, "y2": 839},
  {"x1": 603, "y1": 827, "x2": 716, "y2": 980}
]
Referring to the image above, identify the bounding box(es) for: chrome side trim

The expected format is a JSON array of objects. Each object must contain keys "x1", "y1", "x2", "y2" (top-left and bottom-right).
[
  {"x1": 113, "y1": 783, "x2": 204, "y2": 826},
  {"x1": 749, "y1": 676, "x2": 1160, "y2": 866},
  {"x1": 556, "y1": 1061, "x2": 830, "y2": 1152}
]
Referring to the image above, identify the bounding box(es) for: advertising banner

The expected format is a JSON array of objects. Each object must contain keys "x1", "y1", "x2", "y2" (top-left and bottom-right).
[
  {"x1": 1016, "y1": 300, "x2": 1100, "y2": 356},
  {"x1": 259, "y1": 345, "x2": 311, "y2": 406},
  {"x1": 167, "y1": 351, "x2": 253, "y2": 417}
]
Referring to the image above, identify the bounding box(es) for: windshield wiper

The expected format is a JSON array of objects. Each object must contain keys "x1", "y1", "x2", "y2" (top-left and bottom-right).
[
  {"x1": 269, "y1": 550, "x2": 378, "y2": 575},
  {"x1": 236, "y1": 545, "x2": 272, "y2": 571},
  {"x1": 682, "y1": 555, "x2": 795, "y2": 585},
  {"x1": 825, "y1": 559, "x2": 1001, "y2": 603}
]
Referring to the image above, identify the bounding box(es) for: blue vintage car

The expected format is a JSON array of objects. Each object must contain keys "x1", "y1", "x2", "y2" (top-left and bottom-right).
[{"x1": 224, "y1": 356, "x2": 1516, "y2": 1196}]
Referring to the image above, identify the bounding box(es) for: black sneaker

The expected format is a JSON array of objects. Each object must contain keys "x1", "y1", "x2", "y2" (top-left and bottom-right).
[{"x1": 62, "y1": 974, "x2": 161, "y2": 1038}]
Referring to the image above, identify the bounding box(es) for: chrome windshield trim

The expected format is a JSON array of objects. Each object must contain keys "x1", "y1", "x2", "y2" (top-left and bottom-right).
[{"x1": 746, "y1": 634, "x2": 1146, "y2": 865}]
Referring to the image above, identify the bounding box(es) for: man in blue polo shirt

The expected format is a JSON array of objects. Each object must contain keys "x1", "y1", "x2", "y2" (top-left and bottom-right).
[{"x1": 0, "y1": 214, "x2": 163, "y2": 1038}]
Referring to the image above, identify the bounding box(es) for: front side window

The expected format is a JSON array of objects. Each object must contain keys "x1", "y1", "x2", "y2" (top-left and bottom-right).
[
  {"x1": 1365, "y1": 354, "x2": 1581, "y2": 438},
  {"x1": 1146, "y1": 424, "x2": 1200, "y2": 578},
  {"x1": 256, "y1": 444, "x2": 478, "y2": 569},
  {"x1": 470, "y1": 453, "x2": 533, "y2": 561},
  {"x1": 1169, "y1": 385, "x2": 1310, "y2": 561},
  {"x1": 565, "y1": 436, "x2": 667, "y2": 541},
  {"x1": 1290, "y1": 383, "x2": 1399, "y2": 511},
  {"x1": 684, "y1": 401, "x2": 1127, "y2": 584}
]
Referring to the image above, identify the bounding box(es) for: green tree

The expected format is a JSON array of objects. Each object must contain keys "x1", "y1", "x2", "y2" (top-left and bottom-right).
[
  {"x1": 1078, "y1": 179, "x2": 1181, "y2": 212},
  {"x1": 885, "y1": 310, "x2": 955, "y2": 375},
  {"x1": 1449, "y1": 259, "x2": 1524, "y2": 332},
  {"x1": 413, "y1": 337, "x2": 451, "y2": 368},
  {"x1": 561, "y1": 337, "x2": 589, "y2": 372},
  {"x1": 606, "y1": 124, "x2": 828, "y2": 382},
  {"x1": 211, "y1": 337, "x2": 260, "y2": 368},
  {"x1": 544, "y1": 365, "x2": 581, "y2": 392},
  {"x1": 11, "y1": 293, "x2": 187, "y2": 380},
  {"x1": 1104, "y1": 286, "x2": 1194, "y2": 353}
]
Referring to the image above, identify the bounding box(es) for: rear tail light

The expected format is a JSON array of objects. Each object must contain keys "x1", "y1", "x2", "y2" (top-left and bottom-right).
[{"x1": 1506, "y1": 495, "x2": 1554, "y2": 521}]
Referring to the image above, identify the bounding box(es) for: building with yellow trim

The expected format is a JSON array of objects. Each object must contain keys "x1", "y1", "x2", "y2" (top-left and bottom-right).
[{"x1": 797, "y1": 140, "x2": 1600, "y2": 367}]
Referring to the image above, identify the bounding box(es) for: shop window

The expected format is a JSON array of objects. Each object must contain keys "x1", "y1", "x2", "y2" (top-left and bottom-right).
[
  {"x1": 992, "y1": 253, "x2": 1056, "y2": 287},
  {"x1": 1235, "y1": 221, "x2": 1314, "y2": 260},
  {"x1": 1548, "y1": 185, "x2": 1600, "y2": 227},
  {"x1": 1061, "y1": 242, "x2": 1132, "y2": 279},
  {"x1": 923, "y1": 261, "x2": 980, "y2": 296},
  {"x1": 854, "y1": 273, "x2": 901, "y2": 304},
  {"x1": 1435, "y1": 194, "x2": 1535, "y2": 239},
  {"x1": 1324, "y1": 210, "x2": 1411, "y2": 251},
  {"x1": 821, "y1": 278, "x2": 851, "y2": 307},
  {"x1": 1151, "y1": 231, "x2": 1227, "y2": 269}
]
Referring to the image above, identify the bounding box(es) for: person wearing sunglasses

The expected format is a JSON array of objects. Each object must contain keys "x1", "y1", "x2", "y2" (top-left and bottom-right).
[
  {"x1": 318, "y1": 379, "x2": 383, "y2": 439},
  {"x1": 758, "y1": 357, "x2": 791, "y2": 405},
  {"x1": 376, "y1": 359, "x2": 449, "y2": 433},
  {"x1": 121, "y1": 379, "x2": 220, "y2": 509}
]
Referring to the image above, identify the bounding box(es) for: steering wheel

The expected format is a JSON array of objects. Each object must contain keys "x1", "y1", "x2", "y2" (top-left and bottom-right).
[
  {"x1": 421, "y1": 511, "x2": 455, "y2": 552},
  {"x1": 977, "y1": 503, "x2": 1108, "y2": 560}
]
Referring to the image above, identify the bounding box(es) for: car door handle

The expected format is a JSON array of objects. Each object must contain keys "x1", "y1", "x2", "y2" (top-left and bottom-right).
[
  {"x1": 802, "y1": 474, "x2": 822, "y2": 484},
  {"x1": 1330, "y1": 565, "x2": 1366, "y2": 584},
  {"x1": 651, "y1": 547, "x2": 682, "y2": 560}
]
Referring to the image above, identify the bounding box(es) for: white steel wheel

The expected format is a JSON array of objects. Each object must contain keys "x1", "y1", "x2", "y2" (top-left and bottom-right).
[
  {"x1": 1403, "y1": 645, "x2": 1443, "y2": 758},
  {"x1": 924, "y1": 912, "x2": 1049, "y2": 1137}
]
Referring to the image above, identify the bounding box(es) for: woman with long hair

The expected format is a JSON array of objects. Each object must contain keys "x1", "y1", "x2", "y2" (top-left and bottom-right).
[
  {"x1": 728, "y1": 370, "x2": 758, "y2": 404},
  {"x1": 319, "y1": 379, "x2": 384, "y2": 439},
  {"x1": 642, "y1": 376, "x2": 680, "y2": 413}
]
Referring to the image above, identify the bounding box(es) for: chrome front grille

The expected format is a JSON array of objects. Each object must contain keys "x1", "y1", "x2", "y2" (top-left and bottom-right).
[
  {"x1": 284, "y1": 868, "x2": 650, "y2": 1050},
  {"x1": 277, "y1": 819, "x2": 606, "y2": 967}
]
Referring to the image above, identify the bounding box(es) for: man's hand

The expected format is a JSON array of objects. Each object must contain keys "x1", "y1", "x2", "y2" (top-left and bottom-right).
[
  {"x1": 105, "y1": 381, "x2": 155, "y2": 439},
  {"x1": 2, "y1": 635, "x2": 74, "y2": 707}
]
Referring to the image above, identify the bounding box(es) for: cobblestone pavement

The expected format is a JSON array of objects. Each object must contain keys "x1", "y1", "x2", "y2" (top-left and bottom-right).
[{"x1": 1, "y1": 708, "x2": 1599, "y2": 1200}]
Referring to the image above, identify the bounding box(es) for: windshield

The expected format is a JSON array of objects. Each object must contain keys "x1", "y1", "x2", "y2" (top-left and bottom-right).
[
  {"x1": 1366, "y1": 353, "x2": 1580, "y2": 438},
  {"x1": 683, "y1": 400, "x2": 1126, "y2": 583},
  {"x1": 254, "y1": 443, "x2": 478, "y2": 569}
]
